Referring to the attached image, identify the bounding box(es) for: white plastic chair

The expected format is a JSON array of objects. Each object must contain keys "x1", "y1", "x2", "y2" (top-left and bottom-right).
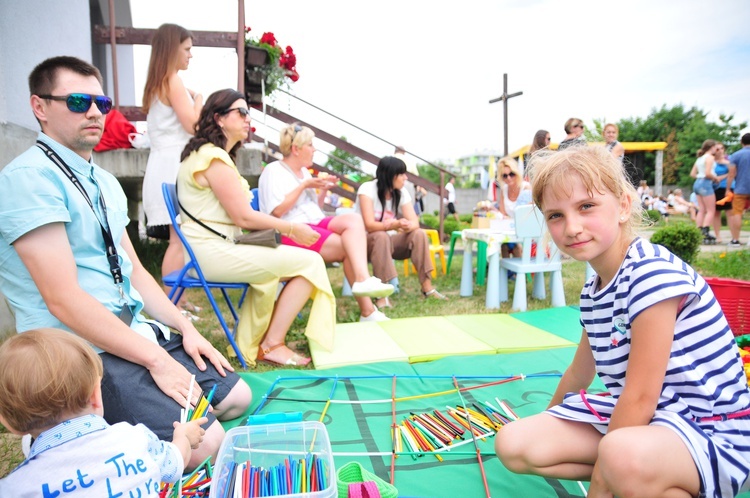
[{"x1": 498, "y1": 205, "x2": 565, "y2": 312}]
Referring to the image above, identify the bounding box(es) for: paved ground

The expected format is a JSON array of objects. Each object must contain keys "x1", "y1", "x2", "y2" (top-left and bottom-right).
[
  {"x1": 447, "y1": 228, "x2": 749, "y2": 255},
  {"x1": 642, "y1": 228, "x2": 749, "y2": 253}
]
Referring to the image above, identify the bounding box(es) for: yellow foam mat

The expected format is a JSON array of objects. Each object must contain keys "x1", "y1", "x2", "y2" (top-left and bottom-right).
[
  {"x1": 446, "y1": 314, "x2": 575, "y2": 352},
  {"x1": 379, "y1": 316, "x2": 497, "y2": 363},
  {"x1": 309, "y1": 312, "x2": 576, "y2": 369},
  {"x1": 308, "y1": 321, "x2": 409, "y2": 369}
]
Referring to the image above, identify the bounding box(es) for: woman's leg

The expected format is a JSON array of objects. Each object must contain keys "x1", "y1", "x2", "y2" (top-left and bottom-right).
[
  {"x1": 713, "y1": 208, "x2": 723, "y2": 241},
  {"x1": 258, "y1": 276, "x2": 313, "y2": 364},
  {"x1": 366, "y1": 231, "x2": 398, "y2": 283},
  {"x1": 163, "y1": 226, "x2": 188, "y2": 306},
  {"x1": 701, "y1": 193, "x2": 716, "y2": 229},
  {"x1": 320, "y1": 216, "x2": 391, "y2": 317},
  {"x1": 695, "y1": 196, "x2": 707, "y2": 227},
  {"x1": 162, "y1": 226, "x2": 185, "y2": 279},
  {"x1": 322, "y1": 213, "x2": 371, "y2": 282},
  {"x1": 366, "y1": 231, "x2": 398, "y2": 308},
  {"x1": 495, "y1": 413, "x2": 601, "y2": 480},
  {"x1": 343, "y1": 256, "x2": 379, "y2": 317},
  {"x1": 392, "y1": 230, "x2": 435, "y2": 293}
]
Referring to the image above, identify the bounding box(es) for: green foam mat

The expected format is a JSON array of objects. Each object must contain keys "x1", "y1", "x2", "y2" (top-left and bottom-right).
[
  {"x1": 446, "y1": 314, "x2": 575, "y2": 352},
  {"x1": 511, "y1": 305, "x2": 583, "y2": 343},
  {"x1": 229, "y1": 333, "x2": 750, "y2": 498},
  {"x1": 231, "y1": 351, "x2": 591, "y2": 497}
]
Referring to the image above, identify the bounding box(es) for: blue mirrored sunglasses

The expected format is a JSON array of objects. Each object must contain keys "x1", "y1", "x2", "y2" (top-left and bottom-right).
[{"x1": 38, "y1": 93, "x2": 113, "y2": 114}]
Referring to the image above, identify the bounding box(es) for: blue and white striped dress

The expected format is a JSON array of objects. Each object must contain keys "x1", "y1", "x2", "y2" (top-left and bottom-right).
[{"x1": 547, "y1": 238, "x2": 750, "y2": 497}]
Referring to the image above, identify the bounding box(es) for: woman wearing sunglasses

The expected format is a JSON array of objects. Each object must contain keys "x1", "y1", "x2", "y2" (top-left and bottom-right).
[
  {"x1": 258, "y1": 123, "x2": 394, "y2": 322},
  {"x1": 141, "y1": 23, "x2": 203, "y2": 314},
  {"x1": 557, "y1": 118, "x2": 587, "y2": 151},
  {"x1": 528, "y1": 129, "x2": 551, "y2": 156},
  {"x1": 495, "y1": 157, "x2": 531, "y2": 258},
  {"x1": 177, "y1": 89, "x2": 335, "y2": 367}
]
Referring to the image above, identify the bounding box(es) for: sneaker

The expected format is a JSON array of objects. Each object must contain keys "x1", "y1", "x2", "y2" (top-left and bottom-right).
[
  {"x1": 351, "y1": 277, "x2": 394, "y2": 298},
  {"x1": 359, "y1": 308, "x2": 390, "y2": 322},
  {"x1": 730, "y1": 240, "x2": 742, "y2": 247}
]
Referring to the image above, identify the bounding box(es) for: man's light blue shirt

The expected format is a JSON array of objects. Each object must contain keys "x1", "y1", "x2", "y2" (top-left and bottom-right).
[
  {"x1": 0, "y1": 133, "x2": 166, "y2": 348},
  {"x1": 729, "y1": 147, "x2": 750, "y2": 195}
]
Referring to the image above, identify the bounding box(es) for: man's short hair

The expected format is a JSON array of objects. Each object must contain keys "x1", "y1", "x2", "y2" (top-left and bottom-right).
[
  {"x1": 29, "y1": 56, "x2": 103, "y2": 97},
  {"x1": 742, "y1": 133, "x2": 750, "y2": 146},
  {"x1": 0, "y1": 328, "x2": 102, "y2": 433}
]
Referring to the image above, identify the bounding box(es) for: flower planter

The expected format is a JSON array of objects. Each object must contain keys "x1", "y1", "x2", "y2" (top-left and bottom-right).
[{"x1": 245, "y1": 46, "x2": 268, "y2": 67}]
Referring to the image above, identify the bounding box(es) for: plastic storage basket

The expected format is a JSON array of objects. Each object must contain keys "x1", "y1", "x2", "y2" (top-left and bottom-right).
[
  {"x1": 706, "y1": 277, "x2": 750, "y2": 337},
  {"x1": 210, "y1": 420, "x2": 336, "y2": 498}
]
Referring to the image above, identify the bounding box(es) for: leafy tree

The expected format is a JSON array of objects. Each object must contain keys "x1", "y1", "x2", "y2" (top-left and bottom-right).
[
  {"x1": 616, "y1": 105, "x2": 746, "y2": 188},
  {"x1": 417, "y1": 163, "x2": 443, "y2": 185},
  {"x1": 583, "y1": 118, "x2": 607, "y2": 142},
  {"x1": 324, "y1": 136, "x2": 362, "y2": 177}
]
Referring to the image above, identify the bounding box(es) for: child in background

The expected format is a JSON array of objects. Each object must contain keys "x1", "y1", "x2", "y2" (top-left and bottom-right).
[
  {"x1": 0, "y1": 329, "x2": 207, "y2": 496},
  {"x1": 495, "y1": 147, "x2": 750, "y2": 497},
  {"x1": 653, "y1": 195, "x2": 670, "y2": 222}
]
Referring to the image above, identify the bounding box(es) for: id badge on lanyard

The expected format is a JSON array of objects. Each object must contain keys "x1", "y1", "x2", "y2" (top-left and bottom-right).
[{"x1": 117, "y1": 285, "x2": 133, "y2": 326}]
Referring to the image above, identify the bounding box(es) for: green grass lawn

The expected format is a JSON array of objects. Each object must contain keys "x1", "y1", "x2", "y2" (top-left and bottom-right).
[
  {"x1": 1, "y1": 242, "x2": 748, "y2": 478},
  {"x1": 161, "y1": 248, "x2": 750, "y2": 375}
]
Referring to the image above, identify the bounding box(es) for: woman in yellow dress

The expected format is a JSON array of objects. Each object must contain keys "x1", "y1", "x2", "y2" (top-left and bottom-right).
[{"x1": 176, "y1": 89, "x2": 335, "y2": 367}]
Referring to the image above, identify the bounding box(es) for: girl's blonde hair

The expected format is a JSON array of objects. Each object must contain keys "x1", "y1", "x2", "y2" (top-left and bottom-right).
[
  {"x1": 0, "y1": 328, "x2": 103, "y2": 433},
  {"x1": 279, "y1": 123, "x2": 315, "y2": 157},
  {"x1": 527, "y1": 146, "x2": 644, "y2": 238},
  {"x1": 142, "y1": 23, "x2": 192, "y2": 114}
]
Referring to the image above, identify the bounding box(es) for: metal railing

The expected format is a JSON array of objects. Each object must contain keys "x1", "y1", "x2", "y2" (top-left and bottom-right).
[{"x1": 93, "y1": 0, "x2": 451, "y2": 238}]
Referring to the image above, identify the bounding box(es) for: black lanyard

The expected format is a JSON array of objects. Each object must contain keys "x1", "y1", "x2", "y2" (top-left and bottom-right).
[{"x1": 35, "y1": 140, "x2": 124, "y2": 287}]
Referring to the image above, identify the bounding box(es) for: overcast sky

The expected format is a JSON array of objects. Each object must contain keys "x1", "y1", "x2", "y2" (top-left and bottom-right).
[{"x1": 131, "y1": 0, "x2": 750, "y2": 166}]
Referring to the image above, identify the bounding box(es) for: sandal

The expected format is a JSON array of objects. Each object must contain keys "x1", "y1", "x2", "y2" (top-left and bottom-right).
[
  {"x1": 257, "y1": 343, "x2": 311, "y2": 367},
  {"x1": 180, "y1": 309, "x2": 200, "y2": 322},
  {"x1": 375, "y1": 297, "x2": 394, "y2": 309},
  {"x1": 180, "y1": 301, "x2": 202, "y2": 313},
  {"x1": 422, "y1": 288, "x2": 449, "y2": 301}
]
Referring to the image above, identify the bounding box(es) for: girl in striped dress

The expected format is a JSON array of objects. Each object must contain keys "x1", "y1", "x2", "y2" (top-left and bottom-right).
[{"x1": 495, "y1": 146, "x2": 750, "y2": 497}]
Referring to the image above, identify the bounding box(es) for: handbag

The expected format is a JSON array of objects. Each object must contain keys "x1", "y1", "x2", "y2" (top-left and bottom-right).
[
  {"x1": 93, "y1": 109, "x2": 137, "y2": 152},
  {"x1": 234, "y1": 229, "x2": 281, "y2": 247},
  {"x1": 176, "y1": 185, "x2": 281, "y2": 248}
]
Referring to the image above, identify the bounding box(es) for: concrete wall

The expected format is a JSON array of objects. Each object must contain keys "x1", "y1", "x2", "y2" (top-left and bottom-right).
[
  {"x1": 421, "y1": 188, "x2": 489, "y2": 217},
  {"x1": 0, "y1": 0, "x2": 93, "y2": 129},
  {"x1": 0, "y1": 121, "x2": 263, "y2": 337},
  {"x1": 0, "y1": 0, "x2": 136, "y2": 128}
]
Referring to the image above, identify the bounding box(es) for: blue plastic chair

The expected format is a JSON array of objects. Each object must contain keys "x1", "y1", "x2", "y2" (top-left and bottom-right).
[
  {"x1": 498, "y1": 205, "x2": 565, "y2": 312},
  {"x1": 250, "y1": 187, "x2": 259, "y2": 211},
  {"x1": 161, "y1": 183, "x2": 250, "y2": 368}
]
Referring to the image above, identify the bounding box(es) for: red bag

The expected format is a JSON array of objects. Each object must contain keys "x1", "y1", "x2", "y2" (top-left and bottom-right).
[{"x1": 93, "y1": 109, "x2": 136, "y2": 152}]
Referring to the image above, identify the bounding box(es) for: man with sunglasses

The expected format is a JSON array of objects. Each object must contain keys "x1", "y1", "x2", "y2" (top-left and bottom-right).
[{"x1": 0, "y1": 56, "x2": 250, "y2": 470}]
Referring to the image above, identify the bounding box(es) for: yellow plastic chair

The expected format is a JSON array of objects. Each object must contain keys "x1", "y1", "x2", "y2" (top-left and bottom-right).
[{"x1": 403, "y1": 229, "x2": 446, "y2": 278}]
